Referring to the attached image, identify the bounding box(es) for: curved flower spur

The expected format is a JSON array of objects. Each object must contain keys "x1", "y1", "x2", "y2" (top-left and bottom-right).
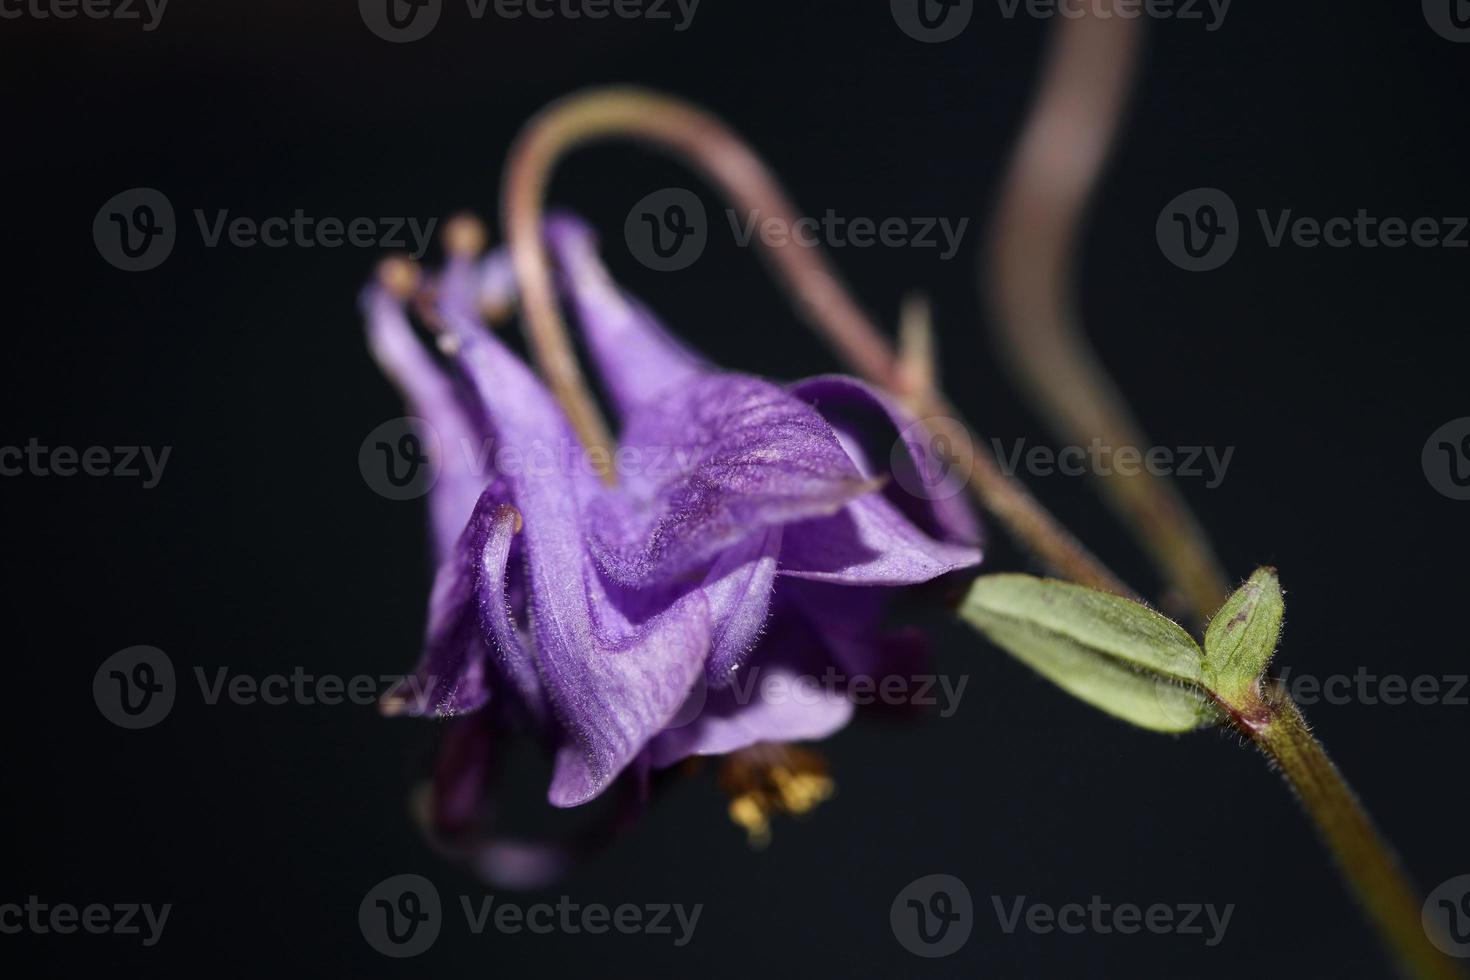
[{"x1": 362, "y1": 212, "x2": 983, "y2": 878}]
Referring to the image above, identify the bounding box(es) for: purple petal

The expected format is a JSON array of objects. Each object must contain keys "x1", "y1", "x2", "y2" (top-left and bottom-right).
[
  {"x1": 789, "y1": 375, "x2": 982, "y2": 546},
  {"x1": 362, "y1": 283, "x2": 492, "y2": 563},
  {"x1": 381, "y1": 493, "x2": 505, "y2": 718},
  {"x1": 430, "y1": 713, "x2": 496, "y2": 834},
  {"x1": 423, "y1": 714, "x2": 645, "y2": 891},
  {"x1": 544, "y1": 213, "x2": 706, "y2": 420},
  {"x1": 780, "y1": 579, "x2": 931, "y2": 678},
  {"x1": 586, "y1": 373, "x2": 878, "y2": 587},
  {"x1": 472, "y1": 500, "x2": 546, "y2": 725},
  {"x1": 702, "y1": 526, "x2": 782, "y2": 684},
  {"x1": 779, "y1": 492, "x2": 982, "y2": 585},
  {"x1": 445, "y1": 321, "x2": 713, "y2": 807},
  {"x1": 649, "y1": 606, "x2": 853, "y2": 767}
]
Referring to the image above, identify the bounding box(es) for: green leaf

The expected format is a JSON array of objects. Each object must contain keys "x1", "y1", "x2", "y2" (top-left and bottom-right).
[
  {"x1": 1202, "y1": 567, "x2": 1284, "y2": 705},
  {"x1": 960, "y1": 574, "x2": 1218, "y2": 733}
]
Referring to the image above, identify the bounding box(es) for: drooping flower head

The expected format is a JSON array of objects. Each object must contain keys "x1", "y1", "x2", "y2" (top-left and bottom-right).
[{"x1": 363, "y1": 213, "x2": 981, "y2": 879}]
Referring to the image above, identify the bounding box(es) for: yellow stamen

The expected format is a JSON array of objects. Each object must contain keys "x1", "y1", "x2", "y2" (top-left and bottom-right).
[{"x1": 718, "y1": 744, "x2": 834, "y2": 848}]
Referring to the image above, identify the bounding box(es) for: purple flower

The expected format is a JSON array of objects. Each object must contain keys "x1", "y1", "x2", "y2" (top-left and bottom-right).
[{"x1": 363, "y1": 214, "x2": 981, "y2": 868}]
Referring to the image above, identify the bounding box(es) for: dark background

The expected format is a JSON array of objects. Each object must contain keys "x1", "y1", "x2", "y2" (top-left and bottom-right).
[{"x1": 3, "y1": 1, "x2": 1468, "y2": 977}]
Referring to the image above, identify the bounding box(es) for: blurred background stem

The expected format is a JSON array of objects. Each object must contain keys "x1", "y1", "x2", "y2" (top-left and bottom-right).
[{"x1": 985, "y1": 11, "x2": 1230, "y2": 627}]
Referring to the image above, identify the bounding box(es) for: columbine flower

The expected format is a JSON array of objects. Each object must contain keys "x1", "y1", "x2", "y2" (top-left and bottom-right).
[{"x1": 363, "y1": 213, "x2": 981, "y2": 874}]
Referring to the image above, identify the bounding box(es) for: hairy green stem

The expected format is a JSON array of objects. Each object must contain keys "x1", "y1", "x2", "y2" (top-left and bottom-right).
[{"x1": 1235, "y1": 684, "x2": 1461, "y2": 980}]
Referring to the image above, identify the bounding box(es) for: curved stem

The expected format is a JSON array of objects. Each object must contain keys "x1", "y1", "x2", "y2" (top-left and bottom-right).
[
  {"x1": 986, "y1": 12, "x2": 1231, "y2": 624},
  {"x1": 500, "y1": 87, "x2": 1129, "y2": 595}
]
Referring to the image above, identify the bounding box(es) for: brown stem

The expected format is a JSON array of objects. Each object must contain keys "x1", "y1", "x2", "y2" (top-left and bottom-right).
[
  {"x1": 500, "y1": 87, "x2": 1130, "y2": 595},
  {"x1": 986, "y1": 11, "x2": 1231, "y2": 624}
]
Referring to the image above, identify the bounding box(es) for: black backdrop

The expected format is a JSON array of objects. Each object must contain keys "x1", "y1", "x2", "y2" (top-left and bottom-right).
[{"x1": 4, "y1": 2, "x2": 1469, "y2": 977}]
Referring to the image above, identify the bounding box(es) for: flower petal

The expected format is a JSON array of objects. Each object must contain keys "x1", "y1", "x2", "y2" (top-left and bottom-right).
[
  {"x1": 587, "y1": 373, "x2": 878, "y2": 587},
  {"x1": 702, "y1": 526, "x2": 782, "y2": 684},
  {"x1": 471, "y1": 501, "x2": 545, "y2": 725},
  {"x1": 544, "y1": 212, "x2": 706, "y2": 421},
  {"x1": 781, "y1": 579, "x2": 930, "y2": 678},
  {"x1": 789, "y1": 375, "x2": 982, "y2": 546},
  {"x1": 381, "y1": 493, "x2": 504, "y2": 718},
  {"x1": 362, "y1": 282, "x2": 492, "y2": 563},
  {"x1": 648, "y1": 605, "x2": 853, "y2": 766},
  {"x1": 444, "y1": 318, "x2": 714, "y2": 807},
  {"x1": 778, "y1": 493, "x2": 982, "y2": 585},
  {"x1": 421, "y1": 713, "x2": 647, "y2": 891}
]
